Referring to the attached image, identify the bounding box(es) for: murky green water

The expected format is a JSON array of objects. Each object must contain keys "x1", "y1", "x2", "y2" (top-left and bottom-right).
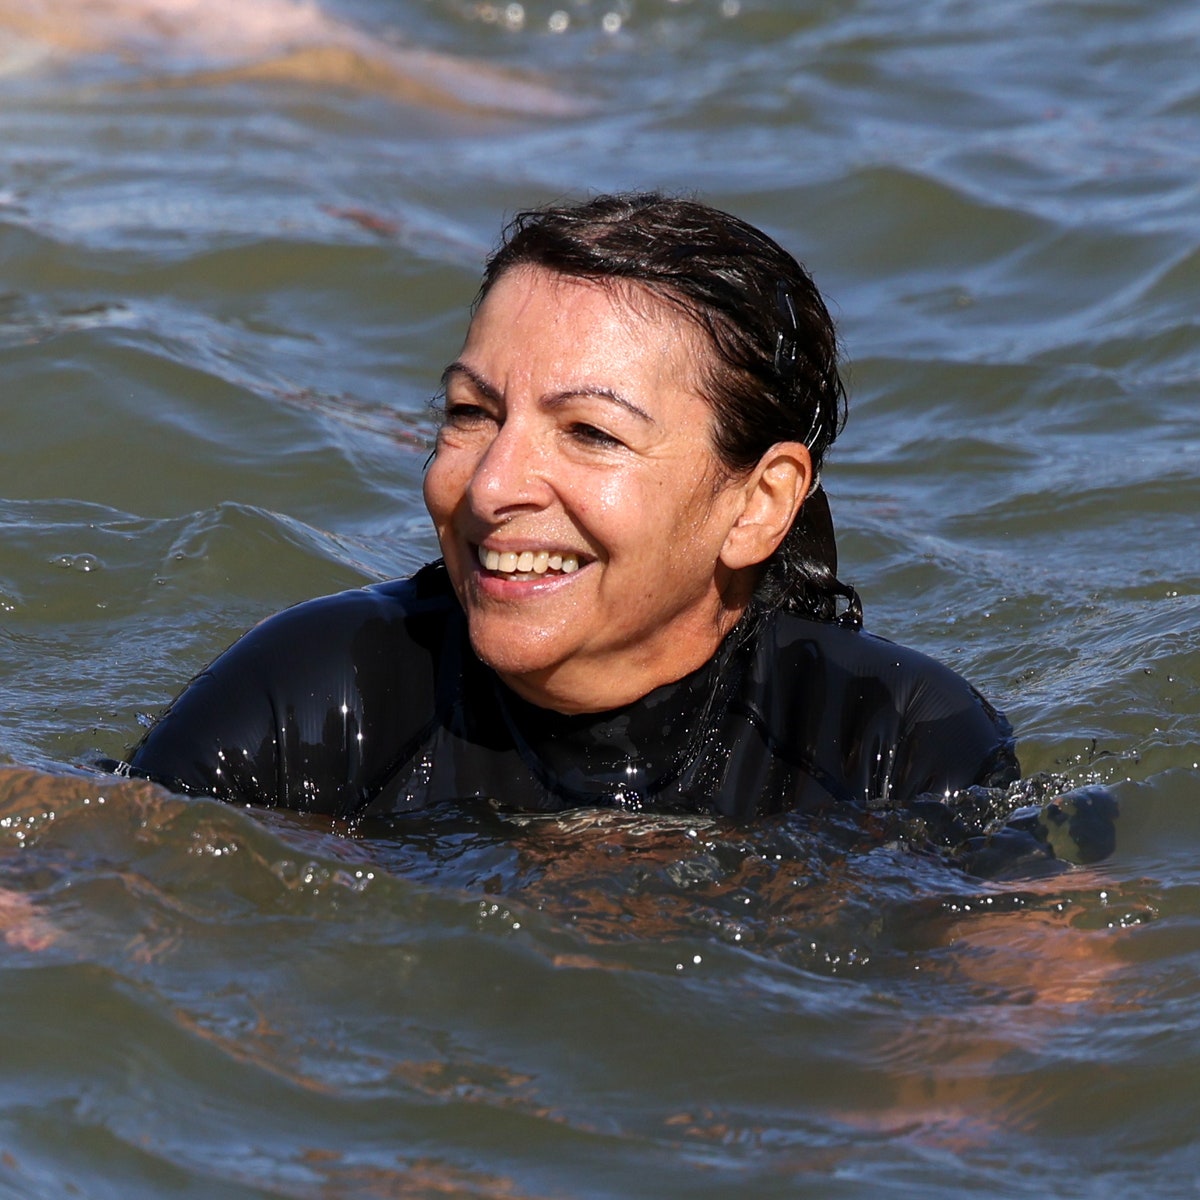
[{"x1": 1, "y1": 0, "x2": 1198, "y2": 1195}]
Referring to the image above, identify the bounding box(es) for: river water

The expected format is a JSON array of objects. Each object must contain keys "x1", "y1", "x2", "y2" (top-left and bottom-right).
[{"x1": 1, "y1": 0, "x2": 1198, "y2": 1195}]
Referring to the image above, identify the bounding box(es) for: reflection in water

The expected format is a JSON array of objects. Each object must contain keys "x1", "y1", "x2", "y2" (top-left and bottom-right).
[
  {"x1": 0, "y1": 762, "x2": 1148, "y2": 1165},
  {"x1": 849, "y1": 883, "x2": 1141, "y2": 1143},
  {"x1": 0, "y1": 883, "x2": 56, "y2": 950},
  {"x1": 0, "y1": 0, "x2": 582, "y2": 115}
]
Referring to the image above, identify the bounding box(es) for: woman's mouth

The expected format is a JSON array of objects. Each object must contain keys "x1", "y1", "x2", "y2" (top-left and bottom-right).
[{"x1": 475, "y1": 545, "x2": 582, "y2": 581}]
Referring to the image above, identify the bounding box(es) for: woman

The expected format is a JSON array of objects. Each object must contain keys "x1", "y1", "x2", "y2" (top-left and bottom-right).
[{"x1": 115, "y1": 194, "x2": 1111, "y2": 869}]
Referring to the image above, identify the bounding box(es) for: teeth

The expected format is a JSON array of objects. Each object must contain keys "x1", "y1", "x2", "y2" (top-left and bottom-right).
[{"x1": 476, "y1": 545, "x2": 580, "y2": 577}]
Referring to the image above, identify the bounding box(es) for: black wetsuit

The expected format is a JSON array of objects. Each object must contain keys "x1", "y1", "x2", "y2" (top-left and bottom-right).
[{"x1": 121, "y1": 564, "x2": 1021, "y2": 838}]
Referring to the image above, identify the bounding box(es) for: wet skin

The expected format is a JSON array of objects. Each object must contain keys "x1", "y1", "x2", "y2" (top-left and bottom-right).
[{"x1": 423, "y1": 266, "x2": 811, "y2": 714}]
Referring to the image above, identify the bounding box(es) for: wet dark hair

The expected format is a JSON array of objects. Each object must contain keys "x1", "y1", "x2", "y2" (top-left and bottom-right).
[{"x1": 478, "y1": 191, "x2": 862, "y2": 628}]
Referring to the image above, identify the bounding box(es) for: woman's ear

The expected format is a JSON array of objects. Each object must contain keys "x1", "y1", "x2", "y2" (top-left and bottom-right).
[{"x1": 719, "y1": 442, "x2": 812, "y2": 571}]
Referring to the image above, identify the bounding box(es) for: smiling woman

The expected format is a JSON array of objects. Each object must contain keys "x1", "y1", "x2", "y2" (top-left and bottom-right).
[
  {"x1": 111, "y1": 193, "x2": 1114, "y2": 874},
  {"x1": 427, "y1": 266, "x2": 800, "y2": 714}
]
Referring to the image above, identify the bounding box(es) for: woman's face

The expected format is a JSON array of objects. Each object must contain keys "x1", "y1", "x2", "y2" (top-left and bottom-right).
[{"x1": 423, "y1": 265, "x2": 756, "y2": 714}]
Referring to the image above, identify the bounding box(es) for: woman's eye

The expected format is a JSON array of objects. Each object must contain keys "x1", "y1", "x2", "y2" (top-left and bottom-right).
[
  {"x1": 568, "y1": 422, "x2": 623, "y2": 449},
  {"x1": 444, "y1": 402, "x2": 492, "y2": 427}
]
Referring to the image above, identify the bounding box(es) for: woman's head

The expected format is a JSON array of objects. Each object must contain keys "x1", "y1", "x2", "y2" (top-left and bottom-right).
[
  {"x1": 477, "y1": 192, "x2": 859, "y2": 625},
  {"x1": 424, "y1": 193, "x2": 859, "y2": 714}
]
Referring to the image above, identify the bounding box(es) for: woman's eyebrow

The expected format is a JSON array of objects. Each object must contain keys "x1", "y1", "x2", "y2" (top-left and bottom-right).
[
  {"x1": 442, "y1": 363, "x2": 654, "y2": 425},
  {"x1": 544, "y1": 386, "x2": 655, "y2": 424},
  {"x1": 440, "y1": 361, "x2": 502, "y2": 404}
]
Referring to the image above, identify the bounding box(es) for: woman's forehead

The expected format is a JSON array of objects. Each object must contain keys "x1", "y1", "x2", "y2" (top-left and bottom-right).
[
  {"x1": 479, "y1": 266, "x2": 693, "y2": 332},
  {"x1": 452, "y1": 269, "x2": 719, "y2": 436},
  {"x1": 467, "y1": 267, "x2": 707, "y2": 372}
]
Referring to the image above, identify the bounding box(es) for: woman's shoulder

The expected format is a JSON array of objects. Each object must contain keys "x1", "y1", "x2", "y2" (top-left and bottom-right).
[
  {"x1": 231, "y1": 562, "x2": 459, "y2": 654},
  {"x1": 121, "y1": 563, "x2": 465, "y2": 808},
  {"x1": 765, "y1": 610, "x2": 998, "y2": 709},
  {"x1": 273, "y1": 560, "x2": 456, "y2": 620},
  {"x1": 749, "y1": 608, "x2": 1018, "y2": 794}
]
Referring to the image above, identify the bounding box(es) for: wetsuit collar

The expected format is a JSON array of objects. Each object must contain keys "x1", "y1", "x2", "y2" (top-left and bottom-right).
[{"x1": 490, "y1": 620, "x2": 755, "y2": 811}]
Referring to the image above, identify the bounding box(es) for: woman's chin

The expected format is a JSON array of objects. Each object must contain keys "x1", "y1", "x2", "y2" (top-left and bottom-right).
[
  {"x1": 467, "y1": 622, "x2": 617, "y2": 713},
  {"x1": 467, "y1": 621, "x2": 564, "y2": 690}
]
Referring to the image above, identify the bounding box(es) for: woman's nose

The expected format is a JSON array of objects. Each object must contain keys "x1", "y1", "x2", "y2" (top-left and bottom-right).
[{"x1": 466, "y1": 419, "x2": 551, "y2": 520}]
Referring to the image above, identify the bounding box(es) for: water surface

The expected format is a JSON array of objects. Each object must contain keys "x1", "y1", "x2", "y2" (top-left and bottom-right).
[{"x1": 1, "y1": 0, "x2": 1198, "y2": 1195}]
